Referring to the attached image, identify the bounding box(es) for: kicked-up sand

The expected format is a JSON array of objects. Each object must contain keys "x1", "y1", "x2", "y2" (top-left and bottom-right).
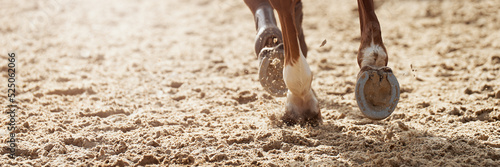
[{"x1": 0, "y1": 0, "x2": 499, "y2": 166}]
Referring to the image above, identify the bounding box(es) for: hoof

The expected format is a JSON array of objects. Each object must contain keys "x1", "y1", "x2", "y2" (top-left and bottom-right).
[
  {"x1": 281, "y1": 89, "x2": 321, "y2": 127},
  {"x1": 258, "y1": 44, "x2": 287, "y2": 97},
  {"x1": 282, "y1": 110, "x2": 322, "y2": 127},
  {"x1": 355, "y1": 67, "x2": 400, "y2": 120},
  {"x1": 254, "y1": 27, "x2": 282, "y2": 56},
  {"x1": 281, "y1": 90, "x2": 322, "y2": 127}
]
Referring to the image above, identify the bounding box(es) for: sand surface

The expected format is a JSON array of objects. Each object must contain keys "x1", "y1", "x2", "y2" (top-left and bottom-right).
[{"x1": 1, "y1": 0, "x2": 500, "y2": 166}]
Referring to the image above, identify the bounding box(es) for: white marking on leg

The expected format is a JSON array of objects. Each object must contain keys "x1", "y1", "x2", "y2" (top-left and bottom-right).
[
  {"x1": 361, "y1": 41, "x2": 387, "y2": 67},
  {"x1": 283, "y1": 38, "x2": 318, "y2": 115},
  {"x1": 284, "y1": 39, "x2": 312, "y2": 98},
  {"x1": 284, "y1": 54, "x2": 313, "y2": 97}
]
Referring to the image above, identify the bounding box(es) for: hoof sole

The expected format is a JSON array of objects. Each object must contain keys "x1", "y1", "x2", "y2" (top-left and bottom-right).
[
  {"x1": 258, "y1": 44, "x2": 287, "y2": 97},
  {"x1": 355, "y1": 68, "x2": 400, "y2": 120}
]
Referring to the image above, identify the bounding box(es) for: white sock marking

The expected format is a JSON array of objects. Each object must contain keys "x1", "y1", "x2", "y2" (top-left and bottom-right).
[
  {"x1": 361, "y1": 41, "x2": 387, "y2": 67},
  {"x1": 283, "y1": 38, "x2": 318, "y2": 114}
]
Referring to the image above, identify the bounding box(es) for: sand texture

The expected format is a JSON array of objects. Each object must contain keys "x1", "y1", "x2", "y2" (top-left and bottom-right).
[{"x1": 1, "y1": 0, "x2": 499, "y2": 166}]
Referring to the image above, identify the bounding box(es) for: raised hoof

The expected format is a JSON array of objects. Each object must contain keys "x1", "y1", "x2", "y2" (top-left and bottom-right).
[
  {"x1": 355, "y1": 66, "x2": 400, "y2": 120},
  {"x1": 258, "y1": 44, "x2": 287, "y2": 97},
  {"x1": 254, "y1": 27, "x2": 282, "y2": 56}
]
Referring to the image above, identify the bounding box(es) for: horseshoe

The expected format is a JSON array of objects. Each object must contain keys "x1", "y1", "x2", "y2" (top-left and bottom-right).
[
  {"x1": 355, "y1": 67, "x2": 400, "y2": 120},
  {"x1": 258, "y1": 44, "x2": 287, "y2": 97}
]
